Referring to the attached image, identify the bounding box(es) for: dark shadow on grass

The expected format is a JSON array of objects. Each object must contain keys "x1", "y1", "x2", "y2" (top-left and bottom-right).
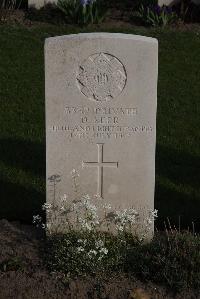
[
  {"x1": 0, "y1": 178, "x2": 44, "y2": 223},
  {"x1": 155, "y1": 144, "x2": 200, "y2": 231},
  {"x1": 0, "y1": 138, "x2": 45, "y2": 177},
  {"x1": 0, "y1": 138, "x2": 45, "y2": 223},
  {"x1": 155, "y1": 183, "x2": 200, "y2": 232},
  {"x1": 0, "y1": 138, "x2": 200, "y2": 230},
  {"x1": 156, "y1": 144, "x2": 200, "y2": 189}
]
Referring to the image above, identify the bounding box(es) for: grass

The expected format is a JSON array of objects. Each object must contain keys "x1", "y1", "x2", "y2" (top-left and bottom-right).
[
  {"x1": 126, "y1": 230, "x2": 200, "y2": 292},
  {"x1": 0, "y1": 24, "x2": 200, "y2": 229}
]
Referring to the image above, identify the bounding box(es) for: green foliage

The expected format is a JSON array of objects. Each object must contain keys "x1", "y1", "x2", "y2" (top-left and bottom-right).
[
  {"x1": 126, "y1": 231, "x2": 200, "y2": 291},
  {"x1": 179, "y1": 0, "x2": 190, "y2": 22},
  {"x1": 135, "y1": 0, "x2": 158, "y2": 8},
  {"x1": 46, "y1": 231, "x2": 139, "y2": 277},
  {"x1": 27, "y1": 4, "x2": 65, "y2": 25},
  {"x1": 0, "y1": 0, "x2": 22, "y2": 22},
  {"x1": 0, "y1": 257, "x2": 24, "y2": 271},
  {"x1": 174, "y1": 0, "x2": 200, "y2": 23},
  {"x1": 135, "y1": 4, "x2": 178, "y2": 27},
  {"x1": 38, "y1": 179, "x2": 156, "y2": 277},
  {"x1": 57, "y1": 0, "x2": 79, "y2": 24},
  {"x1": 57, "y1": 0, "x2": 107, "y2": 25},
  {"x1": 189, "y1": 3, "x2": 200, "y2": 23},
  {"x1": 46, "y1": 229, "x2": 200, "y2": 292}
]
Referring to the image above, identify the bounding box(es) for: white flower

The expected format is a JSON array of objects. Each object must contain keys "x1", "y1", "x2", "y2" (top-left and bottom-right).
[
  {"x1": 99, "y1": 247, "x2": 108, "y2": 255},
  {"x1": 78, "y1": 219, "x2": 92, "y2": 231},
  {"x1": 146, "y1": 218, "x2": 153, "y2": 225},
  {"x1": 98, "y1": 256, "x2": 103, "y2": 261},
  {"x1": 117, "y1": 225, "x2": 124, "y2": 232},
  {"x1": 77, "y1": 246, "x2": 84, "y2": 253},
  {"x1": 95, "y1": 240, "x2": 104, "y2": 249},
  {"x1": 70, "y1": 202, "x2": 77, "y2": 212},
  {"x1": 64, "y1": 240, "x2": 71, "y2": 246},
  {"x1": 102, "y1": 203, "x2": 112, "y2": 210},
  {"x1": 145, "y1": 209, "x2": 158, "y2": 228},
  {"x1": 32, "y1": 215, "x2": 43, "y2": 228},
  {"x1": 46, "y1": 223, "x2": 52, "y2": 230},
  {"x1": 82, "y1": 199, "x2": 89, "y2": 207},
  {"x1": 79, "y1": 210, "x2": 99, "y2": 228},
  {"x1": 60, "y1": 206, "x2": 66, "y2": 211},
  {"x1": 82, "y1": 198, "x2": 97, "y2": 213},
  {"x1": 82, "y1": 194, "x2": 90, "y2": 201},
  {"x1": 71, "y1": 169, "x2": 79, "y2": 178},
  {"x1": 114, "y1": 208, "x2": 139, "y2": 229},
  {"x1": 60, "y1": 194, "x2": 68, "y2": 202},
  {"x1": 88, "y1": 250, "x2": 97, "y2": 257},
  {"x1": 33, "y1": 215, "x2": 42, "y2": 224},
  {"x1": 94, "y1": 193, "x2": 102, "y2": 200},
  {"x1": 78, "y1": 239, "x2": 87, "y2": 246},
  {"x1": 151, "y1": 209, "x2": 158, "y2": 218},
  {"x1": 81, "y1": 197, "x2": 98, "y2": 222},
  {"x1": 85, "y1": 223, "x2": 92, "y2": 231},
  {"x1": 42, "y1": 203, "x2": 52, "y2": 212},
  {"x1": 91, "y1": 219, "x2": 99, "y2": 226}
]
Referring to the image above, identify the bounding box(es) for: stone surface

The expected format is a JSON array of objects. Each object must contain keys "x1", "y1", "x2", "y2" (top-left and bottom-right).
[
  {"x1": 29, "y1": 0, "x2": 54, "y2": 8},
  {"x1": 158, "y1": 0, "x2": 200, "y2": 6},
  {"x1": 29, "y1": 0, "x2": 200, "y2": 10},
  {"x1": 45, "y1": 33, "x2": 158, "y2": 236},
  {"x1": 158, "y1": 0, "x2": 178, "y2": 6},
  {"x1": 29, "y1": 0, "x2": 200, "y2": 9}
]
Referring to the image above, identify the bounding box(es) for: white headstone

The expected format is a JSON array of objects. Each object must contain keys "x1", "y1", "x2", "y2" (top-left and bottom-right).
[
  {"x1": 158, "y1": 0, "x2": 200, "y2": 6},
  {"x1": 158, "y1": 0, "x2": 178, "y2": 6},
  {"x1": 45, "y1": 33, "x2": 158, "y2": 237},
  {"x1": 29, "y1": 0, "x2": 200, "y2": 9},
  {"x1": 29, "y1": 0, "x2": 55, "y2": 8}
]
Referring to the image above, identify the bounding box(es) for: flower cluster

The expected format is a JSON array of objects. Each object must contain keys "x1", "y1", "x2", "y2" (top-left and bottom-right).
[
  {"x1": 80, "y1": 0, "x2": 95, "y2": 6},
  {"x1": 114, "y1": 208, "x2": 139, "y2": 232},
  {"x1": 76, "y1": 195, "x2": 99, "y2": 231},
  {"x1": 150, "y1": 4, "x2": 173, "y2": 15},
  {"x1": 138, "y1": 3, "x2": 178, "y2": 27},
  {"x1": 42, "y1": 203, "x2": 52, "y2": 212},
  {"x1": 57, "y1": 0, "x2": 106, "y2": 25},
  {"x1": 33, "y1": 215, "x2": 42, "y2": 226},
  {"x1": 37, "y1": 167, "x2": 162, "y2": 279},
  {"x1": 33, "y1": 169, "x2": 158, "y2": 240},
  {"x1": 145, "y1": 209, "x2": 158, "y2": 227},
  {"x1": 77, "y1": 238, "x2": 108, "y2": 261},
  {"x1": 33, "y1": 169, "x2": 159, "y2": 277},
  {"x1": 33, "y1": 197, "x2": 158, "y2": 239},
  {"x1": 71, "y1": 169, "x2": 79, "y2": 179}
]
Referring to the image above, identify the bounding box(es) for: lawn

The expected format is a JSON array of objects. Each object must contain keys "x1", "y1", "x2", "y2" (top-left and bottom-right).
[{"x1": 0, "y1": 24, "x2": 200, "y2": 230}]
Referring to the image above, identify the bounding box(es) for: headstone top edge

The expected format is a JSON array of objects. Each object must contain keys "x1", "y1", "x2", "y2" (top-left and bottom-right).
[{"x1": 45, "y1": 33, "x2": 158, "y2": 47}]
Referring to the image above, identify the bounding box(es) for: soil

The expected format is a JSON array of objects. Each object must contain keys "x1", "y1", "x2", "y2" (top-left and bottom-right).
[
  {"x1": 2, "y1": 8, "x2": 200, "y2": 32},
  {"x1": 0, "y1": 219, "x2": 199, "y2": 299}
]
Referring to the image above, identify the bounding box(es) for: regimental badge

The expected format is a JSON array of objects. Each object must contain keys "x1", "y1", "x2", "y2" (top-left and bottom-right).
[{"x1": 77, "y1": 53, "x2": 127, "y2": 102}]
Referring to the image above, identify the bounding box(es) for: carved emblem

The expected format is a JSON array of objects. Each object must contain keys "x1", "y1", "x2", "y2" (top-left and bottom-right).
[{"x1": 77, "y1": 53, "x2": 127, "y2": 102}]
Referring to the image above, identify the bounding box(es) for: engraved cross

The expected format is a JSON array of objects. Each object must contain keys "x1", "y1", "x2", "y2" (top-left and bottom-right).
[{"x1": 82, "y1": 143, "x2": 118, "y2": 198}]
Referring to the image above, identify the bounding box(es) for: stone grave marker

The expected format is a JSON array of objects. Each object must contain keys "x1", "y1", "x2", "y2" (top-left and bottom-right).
[
  {"x1": 45, "y1": 33, "x2": 158, "y2": 236},
  {"x1": 28, "y1": 0, "x2": 200, "y2": 11}
]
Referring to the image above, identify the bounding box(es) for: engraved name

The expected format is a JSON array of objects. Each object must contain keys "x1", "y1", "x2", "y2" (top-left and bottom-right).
[
  {"x1": 50, "y1": 105, "x2": 152, "y2": 140},
  {"x1": 65, "y1": 106, "x2": 137, "y2": 116}
]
